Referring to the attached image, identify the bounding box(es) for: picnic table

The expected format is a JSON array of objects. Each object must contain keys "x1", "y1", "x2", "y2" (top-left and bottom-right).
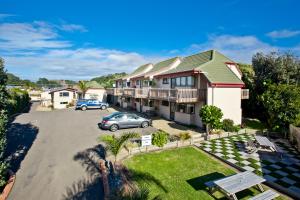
[
  {"x1": 213, "y1": 171, "x2": 265, "y2": 200},
  {"x1": 254, "y1": 136, "x2": 276, "y2": 151}
]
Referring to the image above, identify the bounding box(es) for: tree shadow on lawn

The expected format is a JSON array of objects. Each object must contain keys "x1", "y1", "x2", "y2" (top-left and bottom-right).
[
  {"x1": 187, "y1": 172, "x2": 257, "y2": 200},
  {"x1": 62, "y1": 144, "x2": 106, "y2": 200},
  {"x1": 4, "y1": 122, "x2": 39, "y2": 173}
]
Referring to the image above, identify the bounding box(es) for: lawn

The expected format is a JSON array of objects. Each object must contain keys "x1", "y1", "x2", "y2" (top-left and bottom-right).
[{"x1": 124, "y1": 147, "x2": 284, "y2": 200}]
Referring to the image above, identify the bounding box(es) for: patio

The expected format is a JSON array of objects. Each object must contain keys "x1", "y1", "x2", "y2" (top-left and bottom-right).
[{"x1": 200, "y1": 134, "x2": 300, "y2": 198}]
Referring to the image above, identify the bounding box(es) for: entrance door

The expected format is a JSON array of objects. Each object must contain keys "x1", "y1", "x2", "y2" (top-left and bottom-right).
[{"x1": 170, "y1": 102, "x2": 176, "y2": 120}]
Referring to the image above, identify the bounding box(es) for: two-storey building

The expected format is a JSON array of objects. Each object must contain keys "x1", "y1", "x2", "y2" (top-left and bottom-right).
[{"x1": 107, "y1": 50, "x2": 248, "y2": 127}]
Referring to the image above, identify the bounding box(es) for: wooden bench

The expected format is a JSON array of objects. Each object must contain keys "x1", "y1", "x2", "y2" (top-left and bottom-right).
[
  {"x1": 248, "y1": 190, "x2": 279, "y2": 200},
  {"x1": 246, "y1": 139, "x2": 258, "y2": 154}
]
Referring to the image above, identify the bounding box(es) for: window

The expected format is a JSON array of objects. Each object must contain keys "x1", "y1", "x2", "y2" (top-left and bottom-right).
[
  {"x1": 176, "y1": 104, "x2": 195, "y2": 114},
  {"x1": 161, "y1": 101, "x2": 169, "y2": 106},
  {"x1": 176, "y1": 77, "x2": 180, "y2": 86},
  {"x1": 60, "y1": 101, "x2": 68, "y2": 104},
  {"x1": 126, "y1": 81, "x2": 130, "y2": 87},
  {"x1": 180, "y1": 77, "x2": 186, "y2": 86},
  {"x1": 143, "y1": 80, "x2": 149, "y2": 87},
  {"x1": 177, "y1": 104, "x2": 186, "y2": 113},
  {"x1": 59, "y1": 92, "x2": 69, "y2": 97},
  {"x1": 187, "y1": 76, "x2": 194, "y2": 86},
  {"x1": 187, "y1": 104, "x2": 195, "y2": 114},
  {"x1": 163, "y1": 78, "x2": 169, "y2": 84},
  {"x1": 136, "y1": 80, "x2": 140, "y2": 85},
  {"x1": 127, "y1": 114, "x2": 138, "y2": 119}
]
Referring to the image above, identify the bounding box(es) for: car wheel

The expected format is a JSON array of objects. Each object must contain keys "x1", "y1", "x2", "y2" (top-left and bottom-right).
[
  {"x1": 81, "y1": 106, "x2": 87, "y2": 111},
  {"x1": 110, "y1": 124, "x2": 119, "y2": 132},
  {"x1": 101, "y1": 105, "x2": 107, "y2": 110},
  {"x1": 141, "y1": 121, "x2": 149, "y2": 128}
]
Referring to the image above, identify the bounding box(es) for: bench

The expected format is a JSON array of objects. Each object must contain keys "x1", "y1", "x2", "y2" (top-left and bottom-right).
[{"x1": 248, "y1": 190, "x2": 279, "y2": 200}]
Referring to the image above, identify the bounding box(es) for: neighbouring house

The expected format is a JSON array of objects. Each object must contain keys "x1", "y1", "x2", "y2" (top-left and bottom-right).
[
  {"x1": 75, "y1": 81, "x2": 107, "y2": 101},
  {"x1": 28, "y1": 90, "x2": 42, "y2": 101},
  {"x1": 40, "y1": 90, "x2": 52, "y2": 107},
  {"x1": 107, "y1": 50, "x2": 249, "y2": 127},
  {"x1": 49, "y1": 88, "x2": 78, "y2": 109}
]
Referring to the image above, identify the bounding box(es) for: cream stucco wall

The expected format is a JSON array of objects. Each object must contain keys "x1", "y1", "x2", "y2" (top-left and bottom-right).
[
  {"x1": 84, "y1": 89, "x2": 106, "y2": 101},
  {"x1": 175, "y1": 112, "x2": 194, "y2": 125},
  {"x1": 158, "y1": 104, "x2": 170, "y2": 119},
  {"x1": 52, "y1": 90, "x2": 77, "y2": 109},
  {"x1": 207, "y1": 87, "x2": 242, "y2": 125}
]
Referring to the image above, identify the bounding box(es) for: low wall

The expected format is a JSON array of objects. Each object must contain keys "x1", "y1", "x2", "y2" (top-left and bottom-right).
[{"x1": 289, "y1": 124, "x2": 300, "y2": 151}]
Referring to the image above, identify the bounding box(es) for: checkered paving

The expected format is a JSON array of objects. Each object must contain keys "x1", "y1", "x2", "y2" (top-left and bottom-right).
[{"x1": 200, "y1": 134, "x2": 300, "y2": 196}]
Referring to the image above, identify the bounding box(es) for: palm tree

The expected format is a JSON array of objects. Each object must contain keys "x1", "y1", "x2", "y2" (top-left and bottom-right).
[
  {"x1": 78, "y1": 80, "x2": 89, "y2": 99},
  {"x1": 99, "y1": 132, "x2": 139, "y2": 163}
]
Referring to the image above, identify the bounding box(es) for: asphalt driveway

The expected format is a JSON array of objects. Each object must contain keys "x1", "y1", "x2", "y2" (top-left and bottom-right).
[{"x1": 6, "y1": 103, "x2": 155, "y2": 200}]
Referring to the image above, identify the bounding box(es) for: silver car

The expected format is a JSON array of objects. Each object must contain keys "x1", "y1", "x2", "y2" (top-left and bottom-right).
[{"x1": 100, "y1": 112, "x2": 151, "y2": 132}]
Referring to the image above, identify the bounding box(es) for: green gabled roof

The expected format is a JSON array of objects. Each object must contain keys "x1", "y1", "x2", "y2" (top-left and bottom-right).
[
  {"x1": 148, "y1": 57, "x2": 179, "y2": 74},
  {"x1": 122, "y1": 63, "x2": 152, "y2": 80},
  {"x1": 159, "y1": 50, "x2": 243, "y2": 84},
  {"x1": 199, "y1": 51, "x2": 243, "y2": 84}
]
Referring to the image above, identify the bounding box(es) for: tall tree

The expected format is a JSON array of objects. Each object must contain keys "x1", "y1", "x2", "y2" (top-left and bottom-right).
[
  {"x1": 78, "y1": 81, "x2": 89, "y2": 99},
  {"x1": 0, "y1": 58, "x2": 8, "y2": 187}
]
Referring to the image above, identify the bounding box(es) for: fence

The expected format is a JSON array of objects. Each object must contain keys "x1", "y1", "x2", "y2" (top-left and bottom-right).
[{"x1": 289, "y1": 124, "x2": 300, "y2": 151}]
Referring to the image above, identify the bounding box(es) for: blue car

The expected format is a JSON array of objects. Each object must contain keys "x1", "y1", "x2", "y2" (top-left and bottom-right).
[{"x1": 76, "y1": 99, "x2": 109, "y2": 111}]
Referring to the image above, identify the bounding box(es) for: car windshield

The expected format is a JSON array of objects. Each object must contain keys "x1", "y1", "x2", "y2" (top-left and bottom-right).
[{"x1": 105, "y1": 112, "x2": 122, "y2": 119}]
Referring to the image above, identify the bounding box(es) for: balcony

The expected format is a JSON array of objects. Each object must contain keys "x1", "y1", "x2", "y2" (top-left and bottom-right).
[
  {"x1": 106, "y1": 88, "x2": 207, "y2": 103},
  {"x1": 106, "y1": 88, "x2": 123, "y2": 96},
  {"x1": 241, "y1": 89, "x2": 249, "y2": 99},
  {"x1": 149, "y1": 88, "x2": 207, "y2": 103}
]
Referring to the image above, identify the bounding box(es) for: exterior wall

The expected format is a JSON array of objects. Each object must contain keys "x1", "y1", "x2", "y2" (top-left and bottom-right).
[
  {"x1": 226, "y1": 64, "x2": 242, "y2": 80},
  {"x1": 155, "y1": 77, "x2": 171, "y2": 88},
  {"x1": 135, "y1": 101, "x2": 141, "y2": 112},
  {"x1": 122, "y1": 102, "x2": 128, "y2": 109},
  {"x1": 41, "y1": 91, "x2": 51, "y2": 100},
  {"x1": 194, "y1": 102, "x2": 204, "y2": 127},
  {"x1": 207, "y1": 87, "x2": 242, "y2": 125},
  {"x1": 158, "y1": 104, "x2": 170, "y2": 119},
  {"x1": 52, "y1": 90, "x2": 76, "y2": 109},
  {"x1": 175, "y1": 112, "x2": 193, "y2": 125},
  {"x1": 85, "y1": 88, "x2": 106, "y2": 101},
  {"x1": 142, "y1": 105, "x2": 154, "y2": 113}
]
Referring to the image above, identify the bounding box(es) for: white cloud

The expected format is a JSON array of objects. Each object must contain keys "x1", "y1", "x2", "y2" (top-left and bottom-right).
[
  {"x1": 267, "y1": 29, "x2": 300, "y2": 39},
  {"x1": 0, "y1": 21, "x2": 71, "y2": 50},
  {"x1": 59, "y1": 23, "x2": 87, "y2": 32},
  {"x1": 4, "y1": 48, "x2": 164, "y2": 80},
  {"x1": 188, "y1": 34, "x2": 279, "y2": 63}
]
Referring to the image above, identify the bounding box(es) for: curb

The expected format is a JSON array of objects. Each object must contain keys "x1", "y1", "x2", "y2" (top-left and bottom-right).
[{"x1": 0, "y1": 170, "x2": 16, "y2": 200}]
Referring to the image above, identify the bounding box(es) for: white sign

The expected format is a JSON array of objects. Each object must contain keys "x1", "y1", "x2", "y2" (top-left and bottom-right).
[{"x1": 141, "y1": 135, "x2": 152, "y2": 147}]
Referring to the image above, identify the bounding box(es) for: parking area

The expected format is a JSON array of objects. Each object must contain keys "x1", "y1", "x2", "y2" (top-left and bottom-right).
[{"x1": 6, "y1": 103, "x2": 156, "y2": 200}]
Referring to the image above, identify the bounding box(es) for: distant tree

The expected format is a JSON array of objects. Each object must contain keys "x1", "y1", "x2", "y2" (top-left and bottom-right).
[
  {"x1": 6, "y1": 73, "x2": 22, "y2": 85},
  {"x1": 200, "y1": 105, "x2": 223, "y2": 134},
  {"x1": 0, "y1": 58, "x2": 8, "y2": 187},
  {"x1": 259, "y1": 84, "x2": 300, "y2": 132},
  {"x1": 91, "y1": 72, "x2": 127, "y2": 88},
  {"x1": 99, "y1": 132, "x2": 139, "y2": 163},
  {"x1": 78, "y1": 81, "x2": 89, "y2": 99}
]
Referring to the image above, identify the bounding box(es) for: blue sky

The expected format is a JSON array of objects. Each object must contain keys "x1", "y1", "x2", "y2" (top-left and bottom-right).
[{"x1": 1, "y1": 0, "x2": 300, "y2": 80}]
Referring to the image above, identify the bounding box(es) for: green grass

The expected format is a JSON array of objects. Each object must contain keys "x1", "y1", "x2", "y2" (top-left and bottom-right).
[
  {"x1": 124, "y1": 147, "x2": 286, "y2": 200},
  {"x1": 244, "y1": 118, "x2": 267, "y2": 130}
]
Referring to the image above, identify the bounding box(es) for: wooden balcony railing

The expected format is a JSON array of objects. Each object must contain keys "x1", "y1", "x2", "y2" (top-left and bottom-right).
[
  {"x1": 106, "y1": 88, "x2": 124, "y2": 96},
  {"x1": 106, "y1": 88, "x2": 207, "y2": 102},
  {"x1": 123, "y1": 88, "x2": 135, "y2": 96},
  {"x1": 241, "y1": 89, "x2": 249, "y2": 99}
]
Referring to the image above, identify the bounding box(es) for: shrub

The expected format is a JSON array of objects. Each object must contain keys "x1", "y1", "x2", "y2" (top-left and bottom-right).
[
  {"x1": 152, "y1": 130, "x2": 168, "y2": 147},
  {"x1": 222, "y1": 119, "x2": 235, "y2": 132},
  {"x1": 199, "y1": 105, "x2": 223, "y2": 132},
  {"x1": 7, "y1": 88, "x2": 30, "y2": 116},
  {"x1": 178, "y1": 132, "x2": 191, "y2": 141}
]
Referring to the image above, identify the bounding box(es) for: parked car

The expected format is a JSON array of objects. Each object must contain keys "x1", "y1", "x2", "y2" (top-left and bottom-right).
[
  {"x1": 100, "y1": 112, "x2": 151, "y2": 132},
  {"x1": 75, "y1": 99, "x2": 109, "y2": 111}
]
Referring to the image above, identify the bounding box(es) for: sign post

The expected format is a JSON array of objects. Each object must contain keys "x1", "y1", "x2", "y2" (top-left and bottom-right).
[{"x1": 141, "y1": 135, "x2": 152, "y2": 152}]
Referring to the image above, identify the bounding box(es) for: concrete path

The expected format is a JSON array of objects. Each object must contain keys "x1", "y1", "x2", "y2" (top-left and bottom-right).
[{"x1": 6, "y1": 103, "x2": 115, "y2": 200}]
